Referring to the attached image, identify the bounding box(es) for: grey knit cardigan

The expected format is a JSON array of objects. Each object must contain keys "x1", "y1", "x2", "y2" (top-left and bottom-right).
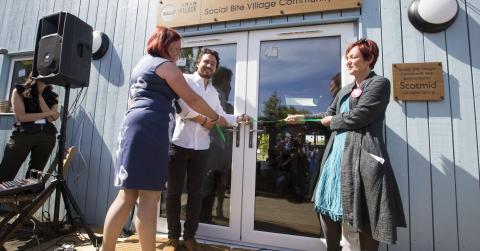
[{"x1": 307, "y1": 72, "x2": 407, "y2": 244}]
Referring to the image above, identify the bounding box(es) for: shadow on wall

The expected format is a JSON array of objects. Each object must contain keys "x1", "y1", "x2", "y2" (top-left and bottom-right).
[
  {"x1": 384, "y1": 124, "x2": 480, "y2": 250},
  {"x1": 91, "y1": 35, "x2": 125, "y2": 87},
  {"x1": 429, "y1": 5, "x2": 479, "y2": 66},
  {"x1": 65, "y1": 106, "x2": 114, "y2": 224}
]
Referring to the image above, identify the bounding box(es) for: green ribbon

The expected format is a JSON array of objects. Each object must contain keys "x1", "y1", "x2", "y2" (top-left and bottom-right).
[
  {"x1": 251, "y1": 118, "x2": 323, "y2": 123},
  {"x1": 214, "y1": 118, "x2": 323, "y2": 143},
  {"x1": 214, "y1": 125, "x2": 226, "y2": 143}
]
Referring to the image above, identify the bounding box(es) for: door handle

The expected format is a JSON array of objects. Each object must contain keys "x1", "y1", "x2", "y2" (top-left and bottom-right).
[
  {"x1": 224, "y1": 127, "x2": 240, "y2": 147},
  {"x1": 248, "y1": 127, "x2": 264, "y2": 148}
]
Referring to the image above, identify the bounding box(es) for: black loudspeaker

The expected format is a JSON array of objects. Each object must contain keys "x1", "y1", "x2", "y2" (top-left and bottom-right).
[{"x1": 33, "y1": 12, "x2": 92, "y2": 88}]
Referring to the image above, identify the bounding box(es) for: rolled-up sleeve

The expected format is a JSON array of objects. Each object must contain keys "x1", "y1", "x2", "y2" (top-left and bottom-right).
[
  {"x1": 177, "y1": 99, "x2": 199, "y2": 119},
  {"x1": 212, "y1": 94, "x2": 238, "y2": 126}
]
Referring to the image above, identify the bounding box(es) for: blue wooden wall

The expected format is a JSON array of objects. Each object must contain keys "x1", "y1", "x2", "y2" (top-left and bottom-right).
[{"x1": 0, "y1": 1, "x2": 479, "y2": 250}]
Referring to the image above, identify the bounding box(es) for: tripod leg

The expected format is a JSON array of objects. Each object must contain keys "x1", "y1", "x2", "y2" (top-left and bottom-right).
[
  {"x1": 55, "y1": 182, "x2": 74, "y2": 226},
  {"x1": 0, "y1": 211, "x2": 17, "y2": 227},
  {"x1": 53, "y1": 183, "x2": 63, "y2": 224},
  {"x1": 59, "y1": 180, "x2": 102, "y2": 247},
  {"x1": 0, "y1": 183, "x2": 56, "y2": 246}
]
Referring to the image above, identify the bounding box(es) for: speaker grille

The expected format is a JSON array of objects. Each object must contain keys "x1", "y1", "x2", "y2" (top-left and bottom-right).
[
  {"x1": 33, "y1": 12, "x2": 92, "y2": 88},
  {"x1": 36, "y1": 34, "x2": 63, "y2": 76}
]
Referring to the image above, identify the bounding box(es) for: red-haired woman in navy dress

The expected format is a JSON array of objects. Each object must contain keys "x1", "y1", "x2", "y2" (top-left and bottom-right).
[{"x1": 101, "y1": 26, "x2": 226, "y2": 251}]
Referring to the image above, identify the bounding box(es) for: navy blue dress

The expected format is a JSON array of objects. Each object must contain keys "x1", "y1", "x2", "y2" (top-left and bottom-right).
[{"x1": 114, "y1": 55, "x2": 178, "y2": 191}]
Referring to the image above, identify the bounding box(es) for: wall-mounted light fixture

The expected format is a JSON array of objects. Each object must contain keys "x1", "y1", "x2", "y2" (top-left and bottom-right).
[
  {"x1": 0, "y1": 48, "x2": 8, "y2": 55},
  {"x1": 92, "y1": 30, "x2": 109, "y2": 60},
  {"x1": 408, "y1": 0, "x2": 459, "y2": 33}
]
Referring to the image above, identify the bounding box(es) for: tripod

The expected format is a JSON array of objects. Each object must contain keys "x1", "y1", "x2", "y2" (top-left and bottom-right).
[{"x1": 0, "y1": 85, "x2": 101, "y2": 248}]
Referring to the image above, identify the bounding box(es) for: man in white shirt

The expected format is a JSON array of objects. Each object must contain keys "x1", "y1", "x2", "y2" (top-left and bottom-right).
[{"x1": 164, "y1": 48, "x2": 249, "y2": 251}]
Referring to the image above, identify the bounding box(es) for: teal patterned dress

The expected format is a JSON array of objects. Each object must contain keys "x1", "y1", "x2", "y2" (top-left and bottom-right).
[{"x1": 314, "y1": 96, "x2": 350, "y2": 221}]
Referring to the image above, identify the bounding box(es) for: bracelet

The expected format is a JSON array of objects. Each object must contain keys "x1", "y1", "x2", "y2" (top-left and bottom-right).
[
  {"x1": 201, "y1": 116, "x2": 208, "y2": 126},
  {"x1": 211, "y1": 114, "x2": 220, "y2": 123}
]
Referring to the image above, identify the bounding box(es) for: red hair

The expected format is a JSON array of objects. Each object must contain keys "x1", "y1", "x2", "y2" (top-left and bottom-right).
[
  {"x1": 345, "y1": 38, "x2": 379, "y2": 69},
  {"x1": 146, "y1": 26, "x2": 181, "y2": 59}
]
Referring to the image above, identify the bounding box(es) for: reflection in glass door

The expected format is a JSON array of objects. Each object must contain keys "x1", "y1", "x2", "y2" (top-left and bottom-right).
[
  {"x1": 157, "y1": 32, "x2": 248, "y2": 242},
  {"x1": 159, "y1": 44, "x2": 237, "y2": 227},
  {"x1": 244, "y1": 24, "x2": 355, "y2": 250},
  {"x1": 255, "y1": 36, "x2": 341, "y2": 238}
]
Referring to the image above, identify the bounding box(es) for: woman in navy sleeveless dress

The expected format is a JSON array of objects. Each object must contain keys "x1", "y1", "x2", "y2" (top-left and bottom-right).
[
  {"x1": 114, "y1": 54, "x2": 177, "y2": 191},
  {"x1": 101, "y1": 27, "x2": 225, "y2": 251}
]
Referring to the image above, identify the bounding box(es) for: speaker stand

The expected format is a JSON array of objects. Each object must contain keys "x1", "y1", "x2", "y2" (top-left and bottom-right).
[{"x1": 0, "y1": 84, "x2": 102, "y2": 248}]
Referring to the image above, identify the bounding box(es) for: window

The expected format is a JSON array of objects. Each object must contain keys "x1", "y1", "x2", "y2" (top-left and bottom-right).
[{"x1": 6, "y1": 56, "x2": 33, "y2": 101}]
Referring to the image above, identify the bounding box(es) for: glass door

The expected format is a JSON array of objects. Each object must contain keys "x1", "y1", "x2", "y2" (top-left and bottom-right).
[
  {"x1": 242, "y1": 23, "x2": 356, "y2": 250},
  {"x1": 157, "y1": 32, "x2": 248, "y2": 241},
  {"x1": 157, "y1": 24, "x2": 356, "y2": 250}
]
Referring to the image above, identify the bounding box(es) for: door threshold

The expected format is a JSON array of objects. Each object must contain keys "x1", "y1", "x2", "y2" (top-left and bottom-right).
[{"x1": 157, "y1": 232, "x2": 298, "y2": 251}]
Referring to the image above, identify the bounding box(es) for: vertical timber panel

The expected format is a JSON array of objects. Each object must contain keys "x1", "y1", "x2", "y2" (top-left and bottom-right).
[
  {"x1": 380, "y1": 1, "x2": 410, "y2": 251},
  {"x1": 18, "y1": 0, "x2": 41, "y2": 51},
  {"x1": 144, "y1": 0, "x2": 156, "y2": 52},
  {"x1": 89, "y1": 0, "x2": 122, "y2": 225},
  {"x1": 361, "y1": 1, "x2": 389, "y2": 250},
  {"x1": 75, "y1": 0, "x2": 103, "y2": 224},
  {"x1": 424, "y1": 32, "x2": 458, "y2": 251},
  {"x1": 79, "y1": 0, "x2": 107, "y2": 225},
  {"x1": 94, "y1": 0, "x2": 129, "y2": 225},
  {"x1": 102, "y1": 0, "x2": 138, "y2": 220},
  {"x1": 466, "y1": 3, "x2": 480, "y2": 236},
  {"x1": 447, "y1": 1, "x2": 480, "y2": 250},
  {"x1": 401, "y1": 0, "x2": 434, "y2": 249},
  {"x1": 0, "y1": 0, "x2": 14, "y2": 50}
]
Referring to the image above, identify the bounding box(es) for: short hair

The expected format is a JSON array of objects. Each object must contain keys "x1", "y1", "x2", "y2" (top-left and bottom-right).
[
  {"x1": 345, "y1": 38, "x2": 379, "y2": 69},
  {"x1": 146, "y1": 26, "x2": 181, "y2": 59},
  {"x1": 197, "y1": 48, "x2": 220, "y2": 69}
]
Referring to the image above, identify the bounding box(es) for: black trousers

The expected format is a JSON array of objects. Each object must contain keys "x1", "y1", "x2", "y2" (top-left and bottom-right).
[
  {"x1": 0, "y1": 132, "x2": 56, "y2": 182},
  {"x1": 166, "y1": 144, "x2": 209, "y2": 240}
]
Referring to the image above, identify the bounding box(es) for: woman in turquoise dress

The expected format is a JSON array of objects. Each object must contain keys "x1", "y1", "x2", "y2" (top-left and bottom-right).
[{"x1": 286, "y1": 39, "x2": 406, "y2": 251}]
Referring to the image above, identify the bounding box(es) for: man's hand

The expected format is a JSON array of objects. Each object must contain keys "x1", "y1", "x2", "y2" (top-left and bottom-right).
[
  {"x1": 215, "y1": 116, "x2": 228, "y2": 127},
  {"x1": 202, "y1": 119, "x2": 215, "y2": 130},
  {"x1": 236, "y1": 114, "x2": 252, "y2": 125}
]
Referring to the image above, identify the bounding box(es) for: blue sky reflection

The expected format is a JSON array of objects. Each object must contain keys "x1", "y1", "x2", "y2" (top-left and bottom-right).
[{"x1": 259, "y1": 36, "x2": 341, "y2": 116}]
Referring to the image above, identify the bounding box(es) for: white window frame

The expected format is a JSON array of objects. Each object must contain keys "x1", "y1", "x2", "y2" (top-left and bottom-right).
[{"x1": 5, "y1": 55, "x2": 34, "y2": 100}]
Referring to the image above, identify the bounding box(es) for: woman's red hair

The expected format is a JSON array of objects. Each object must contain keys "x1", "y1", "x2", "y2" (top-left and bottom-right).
[
  {"x1": 146, "y1": 26, "x2": 181, "y2": 59},
  {"x1": 345, "y1": 38, "x2": 379, "y2": 69}
]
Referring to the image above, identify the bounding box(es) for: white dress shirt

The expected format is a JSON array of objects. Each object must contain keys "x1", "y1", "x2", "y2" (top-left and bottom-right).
[{"x1": 171, "y1": 72, "x2": 237, "y2": 150}]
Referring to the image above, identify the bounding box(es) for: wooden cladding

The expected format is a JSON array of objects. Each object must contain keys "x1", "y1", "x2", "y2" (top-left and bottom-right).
[{"x1": 157, "y1": 0, "x2": 361, "y2": 27}]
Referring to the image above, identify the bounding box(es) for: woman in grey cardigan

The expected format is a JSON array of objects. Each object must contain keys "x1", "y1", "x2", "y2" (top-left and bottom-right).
[{"x1": 286, "y1": 39, "x2": 406, "y2": 251}]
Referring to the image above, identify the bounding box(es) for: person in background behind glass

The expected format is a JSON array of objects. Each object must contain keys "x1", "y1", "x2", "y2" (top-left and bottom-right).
[
  {"x1": 307, "y1": 72, "x2": 343, "y2": 198},
  {"x1": 200, "y1": 66, "x2": 234, "y2": 223}
]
